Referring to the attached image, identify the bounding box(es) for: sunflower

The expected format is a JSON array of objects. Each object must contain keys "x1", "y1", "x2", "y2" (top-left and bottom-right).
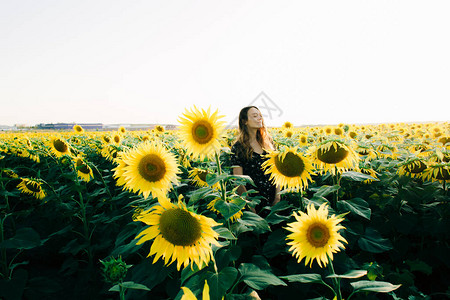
[
  {"x1": 298, "y1": 134, "x2": 308, "y2": 146},
  {"x1": 48, "y1": 136, "x2": 71, "y2": 158},
  {"x1": 284, "y1": 130, "x2": 294, "y2": 138},
  {"x1": 262, "y1": 147, "x2": 315, "y2": 192},
  {"x1": 17, "y1": 178, "x2": 46, "y2": 200},
  {"x1": 134, "y1": 195, "x2": 220, "y2": 270},
  {"x1": 101, "y1": 144, "x2": 120, "y2": 161},
  {"x1": 113, "y1": 142, "x2": 180, "y2": 199},
  {"x1": 285, "y1": 203, "x2": 347, "y2": 268},
  {"x1": 73, "y1": 124, "x2": 84, "y2": 133},
  {"x1": 102, "y1": 134, "x2": 111, "y2": 144},
  {"x1": 397, "y1": 158, "x2": 427, "y2": 179},
  {"x1": 2, "y1": 168, "x2": 18, "y2": 178},
  {"x1": 188, "y1": 168, "x2": 220, "y2": 189},
  {"x1": 309, "y1": 139, "x2": 359, "y2": 175},
  {"x1": 178, "y1": 106, "x2": 226, "y2": 160},
  {"x1": 74, "y1": 156, "x2": 93, "y2": 182},
  {"x1": 155, "y1": 125, "x2": 165, "y2": 133},
  {"x1": 119, "y1": 126, "x2": 127, "y2": 134},
  {"x1": 112, "y1": 133, "x2": 121, "y2": 145},
  {"x1": 283, "y1": 121, "x2": 293, "y2": 129},
  {"x1": 421, "y1": 162, "x2": 450, "y2": 183}
]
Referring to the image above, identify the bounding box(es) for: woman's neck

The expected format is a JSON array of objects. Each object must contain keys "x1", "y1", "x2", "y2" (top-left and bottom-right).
[{"x1": 248, "y1": 128, "x2": 258, "y2": 143}]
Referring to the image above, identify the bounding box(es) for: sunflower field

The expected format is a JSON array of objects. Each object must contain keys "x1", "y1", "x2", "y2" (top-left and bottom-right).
[{"x1": 0, "y1": 108, "x2": 449, "y2": 300}]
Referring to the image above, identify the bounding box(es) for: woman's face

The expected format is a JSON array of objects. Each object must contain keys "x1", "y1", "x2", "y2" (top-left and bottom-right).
[{"x1": 246, "y1": 107, "x2": 263, "y2": 129}]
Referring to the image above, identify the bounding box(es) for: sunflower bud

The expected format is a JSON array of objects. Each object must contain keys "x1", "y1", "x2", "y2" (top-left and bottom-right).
[{"x1": 100, "y1": 256, "x2": 129, "y2": 284}]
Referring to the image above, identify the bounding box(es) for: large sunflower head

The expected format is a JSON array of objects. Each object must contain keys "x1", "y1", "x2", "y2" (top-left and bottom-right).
[
  {"x1": 285, "y1": 203, "x2": 347, "y2": 268},
  {"x1": 178, "y1": 106, "x2": 226, "y2": 160},
  {"x1": 48, "y1": 136, "x2": 71, "y2": 158},
  {"x1": 113, "y1": 142, "x2": 180, "y2": 199},
  {"x1": 261, "y1": 147, "x2": 315, "y2": 192},
  {"x1": 17, "y1": 177, "x2": 46, "y2": 200},
  {"x1": 309, "y1": 139, "x2": 359, "y2": 175},
  {"x1": 135, "y1": 195, "x2": 220, "y2": 270}
]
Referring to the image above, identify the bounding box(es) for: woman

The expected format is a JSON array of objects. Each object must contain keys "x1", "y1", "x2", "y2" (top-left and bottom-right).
[{"x1": 230, "y1": 106, "x2": 280, "y2": 214}]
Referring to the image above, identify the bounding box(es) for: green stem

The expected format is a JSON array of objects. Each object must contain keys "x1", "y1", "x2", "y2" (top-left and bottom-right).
[
  {"x1": 214, "y1": 153, "x2": 227, "y2": 201},
  {"x1": 119, "y1": 284, "x2": 125, "y2": 300},
  {"x1": 327, "y1": 255, "x2": 342, "y2": 300}
]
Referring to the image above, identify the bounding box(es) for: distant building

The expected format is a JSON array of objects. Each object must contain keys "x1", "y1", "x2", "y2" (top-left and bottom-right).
[{"x1": 36, "y1": 123, "x2": 103, "y2": 130}]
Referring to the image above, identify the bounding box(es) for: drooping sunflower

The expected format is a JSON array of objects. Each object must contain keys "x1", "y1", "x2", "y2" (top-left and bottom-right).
[
  {"x1": 17, "y1": 178, "x2": 46, "y2": 200},
  {"x1": 309, "y1": 139, "x2": 359, "y2": 175},
  {"x1": 113, "y1": 142, "x2": 180, "y2": 199},
  {"x1": 285, "y1": 203, "x2": 347, "y2": 268},
  {"x1": 73, "y1": 124, "x2": 84, "y2": 133},
  {"x1": 188, "y1": 168, "x2": 220, "y2": 189},
  {"x1": 397, "y1": 158, "x2": 428, "y2": 179},
  {"x1": 178, "y1": 106, "x2": 226, "y2": 160},
  {"x1": 74, "y1": 156, "x2": 93, "y2": 182},
  {"x1": 135, "y1": 195, "x2": 220, "y2": 270},
  {"x1": 421, "y1": 162, "x2": 450, "y2": 183},
  {"x1": 48, "y1": 136, "x2": 71, "y2": 158},
  {"x1": 262, "y1": 147, "x2": 315, "y2": 192}
]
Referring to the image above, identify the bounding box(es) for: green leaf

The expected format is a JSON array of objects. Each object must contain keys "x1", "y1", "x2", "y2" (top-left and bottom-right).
[
  {"x1": 1, "y1": 227, "x2": 46, "y2": 250},
  {"x1": 311, "y1": 185, "x2": 340, "y2": 197},
  {"x1": 337, "y1": 198, "x2": 371, "y2": 220},
  {"x1": 280, "y1": 273, "x2": 324, "y2": 284},
  {"x1": 358, "y1": 228, "x2": 393, "y2": 253},
  {"x1": 237, "y1": 211, "x2": 270, "y2": 234},
  {"x1": 341, "y1": 171, "x2": 379, "y2": 182},
  {"x1": 214, "y1": 198, "x2": 246, "y2": 220},
  {"x1": 238, "y1": 263, "x2": 287, "y2": 290},
  {"x1": 206, "y1": 267, "x2": 238, "y2": 298},
  {"x1": 120, "y1": 281, "x2": 151, "y2": 291},
  {"x1": 327, "y1": 270, "x2": 367, "y2": 279},
  {"x1": 350, "y1": 280, "x2": 401, "y2": 293},
  {"x1": 262, "y1": 229, "x2": 288, "y2": 258},
  {"x1": 405, "y1": 259, "x2": 432, "y2": 275},
  {"x1": 215, "y1": 226, "x2": 237, "y2": 240},
  {"x1": 187, "y1": 187, "x2": 214, "y2": 204}
]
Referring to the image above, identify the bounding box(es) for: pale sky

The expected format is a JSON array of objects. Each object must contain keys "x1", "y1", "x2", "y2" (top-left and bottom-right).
[{"x1": 1, "y1": 0, "x2": 449, "y2": 127}]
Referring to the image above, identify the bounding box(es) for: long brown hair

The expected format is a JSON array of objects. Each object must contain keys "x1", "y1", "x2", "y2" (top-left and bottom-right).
[{"x1": 235, "y1": 106, "x2": 274, "y2": 160}]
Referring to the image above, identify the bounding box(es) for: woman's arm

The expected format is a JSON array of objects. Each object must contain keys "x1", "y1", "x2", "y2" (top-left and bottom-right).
[{"x1": 272, "y1": 185, "x2": 281, "y2": 206}]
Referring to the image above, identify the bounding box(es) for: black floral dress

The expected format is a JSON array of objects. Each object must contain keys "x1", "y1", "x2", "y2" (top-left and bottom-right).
[{"x1": 230, "y1": 141, "x2": 276, "y2": 209}]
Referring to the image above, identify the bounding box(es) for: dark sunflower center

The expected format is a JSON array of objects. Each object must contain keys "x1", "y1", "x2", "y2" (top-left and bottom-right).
[
  {"x1": 197, "y1": 170, "x2": 208, "y2": 182},
  {"x1": 191, "y1": 121, "x2": 213, "y2": 144},
  {"x1": 435, "y1": 168, "x2": 450, "y2": 180},
  {"x1": 406, "y1": 161, "x2": 426, "y2": 173},
  {"x1": 53, "y1": 139, "x2": 68, "y2": 153},
  {"x1": 300, "y1": 136, "x2": 307, "y2": 143},
  {"x1": 159, "y1": 208, "x2": 202, "y2": 246},
  {"x1": 138, "y1": 154, "x2": 166, "y2": 182},
  {"x1": 103, "y1": 136, "x2": 111, "y2": 143},
  {"x1": 25, "y1": 181, "x2": 42, "y2": 193},
  {"x1": 114, "y1": 136, "x2": 120, "y2": 143},
  {"x1": 317, "y1": 144, "x2": 349, "y2": 164},
  {"x1": 76, "y1": 159, "x2": 91, "y2": 174},
  {"x1": 274, "y1": 152, "x2": 305, "y2": 177},
  {"x1": 307, "y1": 223, "x2": 330, "y2": 248}
]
